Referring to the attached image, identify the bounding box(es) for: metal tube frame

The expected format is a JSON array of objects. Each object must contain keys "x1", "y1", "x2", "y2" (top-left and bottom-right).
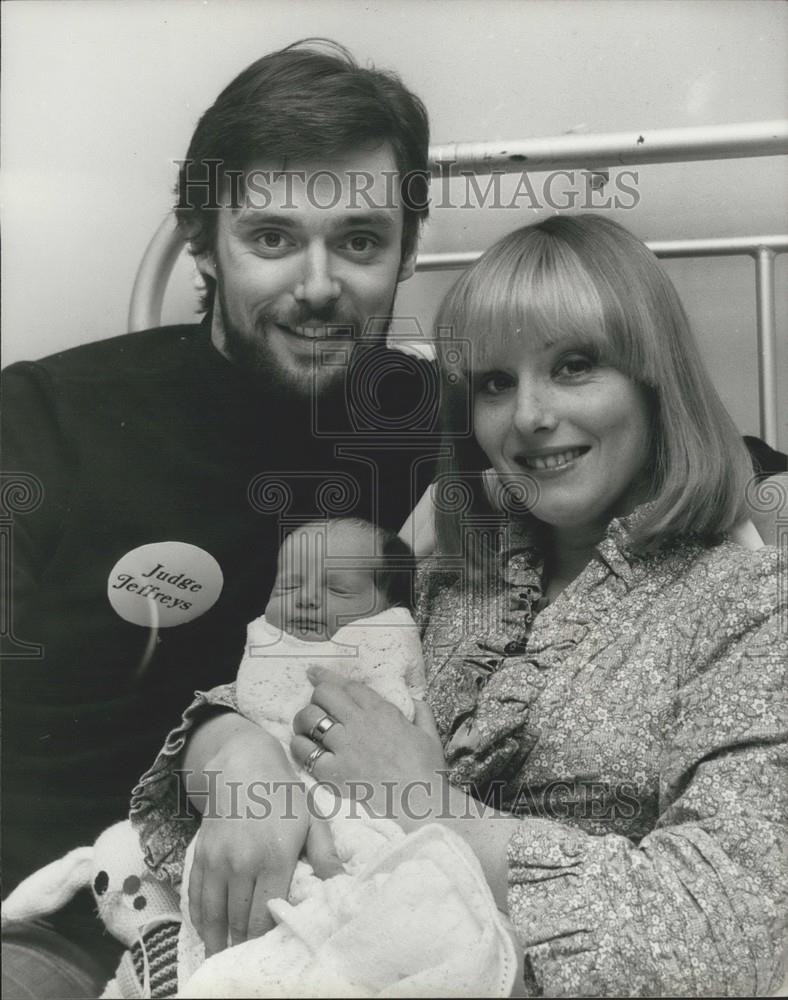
[
  {"x1": 755, "y1": 248, "x2": 779, "y2": 448},
  {"x1": 429, "y1": 120, "x2": 788, "y2": 174}
]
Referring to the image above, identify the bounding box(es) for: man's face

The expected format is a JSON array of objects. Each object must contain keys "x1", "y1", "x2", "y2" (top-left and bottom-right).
[{"x1": 197, "y1": 145, "x2": 416, "y2": 394}]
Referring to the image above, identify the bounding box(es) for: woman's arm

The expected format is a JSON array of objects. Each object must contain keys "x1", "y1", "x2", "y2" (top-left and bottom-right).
[
  {"x1": 398, "y1": 771, "x2": 520, "y2": 913},
  {"x1": 495, "y1": 600, "x2": 787, "y2": 998}
]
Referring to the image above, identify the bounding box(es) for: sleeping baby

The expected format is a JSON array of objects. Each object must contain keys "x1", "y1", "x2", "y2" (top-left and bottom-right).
[
  {"x1": 237, "y1": 516, "x2": 426, "y2": 757},
  {"x1": 176, "y1": 517, "x2": 516, "y2": 997}
]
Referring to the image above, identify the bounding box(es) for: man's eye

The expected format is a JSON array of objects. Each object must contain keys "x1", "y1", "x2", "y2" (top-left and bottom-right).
[
  {"x1": 344, "y1": 235, "x2": 377, "y2": 254},
  {"x1": 478, "y1": 371, "x2": 514, "y2": 394},
  {"x1": 256, "y1": 231, "x2": 290, "y2": 250}
]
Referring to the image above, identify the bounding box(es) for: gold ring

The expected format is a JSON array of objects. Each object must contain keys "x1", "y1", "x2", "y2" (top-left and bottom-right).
[
  {"x1": 309, "y1": 714, "x2": 337, "y2": 743},
  {"x1": 303, "y1": 745, "x2": 326, "y2": 776}
]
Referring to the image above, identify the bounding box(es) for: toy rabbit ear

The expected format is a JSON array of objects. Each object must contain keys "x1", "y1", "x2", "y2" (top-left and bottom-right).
[{"x1": 1, "y1": 846, "x2": 94, "y2": 928}]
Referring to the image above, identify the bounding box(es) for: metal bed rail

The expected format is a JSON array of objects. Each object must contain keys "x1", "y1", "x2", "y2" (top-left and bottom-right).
[{"x1": 429, "y1": 120, "x2": 788, "y2": 173}]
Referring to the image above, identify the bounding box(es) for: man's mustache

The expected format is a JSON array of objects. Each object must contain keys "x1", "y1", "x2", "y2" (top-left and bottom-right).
[{"x1": 264, "y1": 308, "x2": 361, "y2": 336}]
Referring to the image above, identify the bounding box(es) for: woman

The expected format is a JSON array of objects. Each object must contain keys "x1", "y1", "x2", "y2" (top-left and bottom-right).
[{"x1": 133, "y1": 215, "x2": 786, "y2": 996}]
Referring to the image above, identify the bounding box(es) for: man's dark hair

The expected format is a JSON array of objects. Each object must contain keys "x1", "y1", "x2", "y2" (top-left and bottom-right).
[{"x1": 175, "y1": 38, "x2": 430, "y2": 312}]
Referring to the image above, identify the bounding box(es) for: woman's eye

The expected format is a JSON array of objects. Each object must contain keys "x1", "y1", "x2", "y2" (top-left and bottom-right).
[
  {"x1": 556, "y1": 355, "x2": 594, "y2": 378},
  {"x1": 478, "y1": 371, "x2": 514, "y2": 394}
]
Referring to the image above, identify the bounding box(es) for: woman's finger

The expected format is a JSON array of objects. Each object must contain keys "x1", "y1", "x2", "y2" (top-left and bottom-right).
[
  {"x1": 292, "y1": 703, "x2": 345, "y2": 748},
  {"x1": 306, "y1": 665, "x2": 346, "y2": 688},
  {"x1": 308, "y1": 667, "x2": 383, "y2": 708},
  {"x1": 226, "y1": 873, "x2": 254, "y2": 947},
  {"x1": 199, "y1": 869, "x2": 229, "y2": 957},
  {"x1": 310, "y1": 675, "x2": 383, "y2": 715},
  {"x1": 290, "y1": 733, "x2": 335, "y2": 779},
  {"x1": 307, "y1": 680, "x2": 356, "y2": 721}
]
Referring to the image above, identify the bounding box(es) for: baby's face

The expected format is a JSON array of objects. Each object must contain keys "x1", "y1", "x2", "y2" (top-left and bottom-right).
[{"x1": 264, "y1": 523, "x2": 385, "y2": 641}]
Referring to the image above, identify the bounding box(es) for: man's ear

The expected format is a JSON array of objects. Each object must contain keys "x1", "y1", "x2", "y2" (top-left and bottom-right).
[
  {"x1": 177, "y1": 216, "x2": 217, "y2": 281},
  {"x1": 397, "y1": 246, "x2": 417, "y2": 283},
  {"x1": 192, "y1": 249, "x2": 217, "y2": 281}
]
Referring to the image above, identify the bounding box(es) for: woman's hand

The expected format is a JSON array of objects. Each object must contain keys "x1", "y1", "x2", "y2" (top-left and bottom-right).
[
  {"x1": 187, "y1": 726, "x2": 342, "y2": 955},
  {"x1": 290, "y1": 666, "x2": 448, "y2": 823},
  {"x1": 292, "y1": 672, "x2": 517, "y2": 912}
]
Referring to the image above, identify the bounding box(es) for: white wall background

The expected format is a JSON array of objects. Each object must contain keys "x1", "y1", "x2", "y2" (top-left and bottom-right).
[{"x1": 2, "y1": 0, "x2": 787, "y2": 445}]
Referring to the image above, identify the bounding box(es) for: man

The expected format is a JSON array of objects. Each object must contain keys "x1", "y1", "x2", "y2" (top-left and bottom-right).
[{"x1": 2, "y1": 39, "x2": 441, "y2": 997}]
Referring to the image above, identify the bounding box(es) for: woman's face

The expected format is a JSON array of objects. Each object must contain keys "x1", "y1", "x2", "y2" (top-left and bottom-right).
[{"x1": 472, "y1": 333, "x2": 651, "y2": 534}]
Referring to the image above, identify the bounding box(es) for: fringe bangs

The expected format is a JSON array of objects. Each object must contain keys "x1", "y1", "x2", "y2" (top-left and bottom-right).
[{"x1": 436, "y1": 229, "x2": 620, "y2": 377}]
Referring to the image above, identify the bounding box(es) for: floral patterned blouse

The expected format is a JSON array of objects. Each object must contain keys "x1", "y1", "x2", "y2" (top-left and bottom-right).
[{"x1": 131, "y1": 511, "x2": 787, "y2": 997}]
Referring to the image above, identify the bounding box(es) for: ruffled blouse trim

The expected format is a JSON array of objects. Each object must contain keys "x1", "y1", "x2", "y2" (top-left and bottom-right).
[{"x1": 129, "y1": 683, "x2": 238, "y2": 883}]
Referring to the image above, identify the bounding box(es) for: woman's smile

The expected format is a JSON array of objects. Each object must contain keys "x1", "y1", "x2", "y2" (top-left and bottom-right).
[{"x1": 514, "y1": 445, "x2": 591, "y2": 473}]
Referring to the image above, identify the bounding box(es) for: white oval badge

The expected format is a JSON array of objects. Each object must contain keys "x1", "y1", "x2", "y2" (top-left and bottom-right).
[{"x1": 107, "y1": 542, "x2": 223, "y2": 628}]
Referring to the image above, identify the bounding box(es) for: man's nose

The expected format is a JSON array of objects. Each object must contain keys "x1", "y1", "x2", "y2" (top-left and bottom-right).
[
  {"x1": 294, "y1": 244, "x2": 341, "y2": 312},
  {"x1": 512, "y1": 381, "x2": 558, "y2": 435}
]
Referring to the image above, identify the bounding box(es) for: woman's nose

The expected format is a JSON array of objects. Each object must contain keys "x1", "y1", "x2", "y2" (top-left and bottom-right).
[
  {"x1": 294, "y1": 244, "x2": 341, "y2": 313},
  {"x1": 511, "y1": 382, "x2": 558, "y2": 435}
]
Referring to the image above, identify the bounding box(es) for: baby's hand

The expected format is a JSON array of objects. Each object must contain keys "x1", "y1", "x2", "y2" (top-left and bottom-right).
[{"x1": 188, "y1": 730, "x2": 342, "y2": 955}]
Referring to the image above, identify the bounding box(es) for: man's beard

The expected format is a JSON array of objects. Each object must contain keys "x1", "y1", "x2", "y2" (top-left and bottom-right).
[
  {"x1": 215, "y1": 289, "x2": 394, "y2": 404},
  {"x1": 214, "y1": 282, "x2": 400, "y2": 429},
  {"x1": 218, "y1": 298, "x2": 329, "y2": 395}
]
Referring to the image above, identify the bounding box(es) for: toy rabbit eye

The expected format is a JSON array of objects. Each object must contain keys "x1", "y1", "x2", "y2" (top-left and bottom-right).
[
  {"x1": 123, "y1": 875, "x2": 141, "y2": 894},
  {"x1": 94, "y1": 871, "x2": 109, "y2": 895}
]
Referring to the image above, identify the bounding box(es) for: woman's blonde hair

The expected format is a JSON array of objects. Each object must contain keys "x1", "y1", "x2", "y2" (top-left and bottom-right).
[{"x1": 434, "y1": 214, "x2": 752, "y2": 561}]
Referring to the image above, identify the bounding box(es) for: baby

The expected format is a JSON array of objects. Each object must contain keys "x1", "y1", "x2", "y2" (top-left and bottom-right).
[
  {"x1": 237, "y1": 516, "x2": 426, "y2": 752},
  {"x1": 177, "y1": 517, "x2": 431, "y2": 988},
  {"x1": 177, "y1": 519, "x2": 516, "y2": 998}
]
